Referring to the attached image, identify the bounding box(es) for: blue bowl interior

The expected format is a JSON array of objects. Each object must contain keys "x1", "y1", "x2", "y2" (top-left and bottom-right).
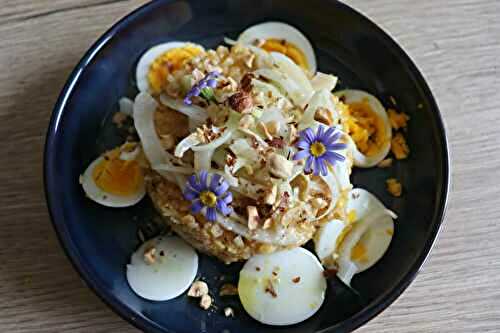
[{"x1": 44, "y1": 1, "x2": 448, "y2": 332}]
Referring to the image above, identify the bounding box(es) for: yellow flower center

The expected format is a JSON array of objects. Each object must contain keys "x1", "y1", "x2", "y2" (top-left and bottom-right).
[
  {"x1": 200, "y1": 191, "x2": 217, "y2": 207},
  {"x1": 310, "y1": 142, "x2": 326, "y2": 157}
]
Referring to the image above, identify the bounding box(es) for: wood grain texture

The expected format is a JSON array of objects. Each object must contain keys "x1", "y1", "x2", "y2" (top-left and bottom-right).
[{"x1": 0, "y1": 0, "x2": 498, "y2": 332}]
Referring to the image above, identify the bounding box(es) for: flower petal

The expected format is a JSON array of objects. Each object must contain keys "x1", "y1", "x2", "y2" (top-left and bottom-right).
[
  {"x1": 296, "y1": 139, "x2": 310, "y2": 150},
  {"x1": 188, "y1": 175, "x2": 202, "y2": 192},
  {"x1": 305, "y1": 155, "x2": 314, "y2": 173},
  {"x1": 199, "y1": 170, "x2": 208, "y2": 188},
  {"x1": 293, "y1": 149, "x2": 310, "y2": 161},
  {"x1": 323, "y1": 126, "x2": 335, "y2": 140},
  {"x1": 209, "y1": 174, "x2": 222, "y2": 192},
  {"x1": 191, "y1": 200, "x2": 204, "y2": 214},
  {"x1": 318, "y1": 158, "x2": 328, "y2": 176},
  {"x1": 206, "y1": 207, "x2": 217, "y2": 222},
  {"x1": 214, "y1": 180, "x2": 229, "y2": 196},
  {"x1": 223, "y1": 191, "x2": 233, "y2": 204},
  {"x1": 313, "y1": 158, "x2": 321, "y2": 176},
  {"x1": 301, "y1": 128, "x2": 315, "y2": 143},
  {"x1": 324, "y1": 151, "x2": 346, "y2": 164},
  {"x1": 183, "y1": 188, "x2": 199, "y2": 201},
  {"x1": 325, "y1": 131, "x2": 341, "y2": 144},
  {"x1": 325, "y1": 143, "x2": 348, "y2": 151},
  {"x1": 317, "y1": 125, "x2": 325, "y2": 138},
  {"x1": 216, "y1": 199, "x2": 232, "y2": 216}
]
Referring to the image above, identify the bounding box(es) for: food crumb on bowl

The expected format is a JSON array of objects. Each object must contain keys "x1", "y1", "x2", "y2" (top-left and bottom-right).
[
  {"x1": 388, "y1": 109, "x2": 409, "y2": 130},
  {"x1": 188, "y1": 280, "x2": 209, "y2": 297},
  {"x1": 386, "y1": 178, "x2": 402, "y2": 197},
  {"x1": 224, "y1": 307, "x2": 235, "y2": 317},
  {"x1": 377, "y1": 158, "x2": 393, "y2": 168},
  {"x1": 219, "y1": 283, "x2": 238, "y2": 296},
  {"x1": 391, "y1": 132, "x2": 409, "y2": 159},
  {"x1": 200, "y1": 294, "x2": 212, "y2": 310}
]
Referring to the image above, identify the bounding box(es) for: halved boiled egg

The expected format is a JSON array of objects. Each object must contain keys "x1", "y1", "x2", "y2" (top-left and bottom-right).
[
  {"x1": 126, "y1": 236, "x2": 198, "y2": 301},
  {"x1": 80, "y1": 144, "x2": 145, "y2": 207},
  {"x1": 136, "y1": 42, "x2": 204, "y2": 94},
  {"x1": 334, "y1": 90, "x2": 392, "y2": 168},
  {"x1": 336, "y1": 188, "x2": 396, "y2": 285},
  {"x1": 237, "y1": 22, "x2": 316, "y2": 73},
  {"x1": 238, "y1": 247, "x2": 326, "y2": 326},
  {"x1": 314, "y1": 219, "x2": 346, "y2": 261}
]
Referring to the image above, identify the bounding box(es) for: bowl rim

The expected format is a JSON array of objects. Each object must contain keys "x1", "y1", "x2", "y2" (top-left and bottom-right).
[{"x1": 43, "y1": 0, "x2": 450, "y2": 332}]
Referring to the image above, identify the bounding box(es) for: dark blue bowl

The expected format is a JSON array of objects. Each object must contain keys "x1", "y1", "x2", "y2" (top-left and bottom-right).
[{"x1": 44, "y1": 0, "x2": 449, "y2": 332}]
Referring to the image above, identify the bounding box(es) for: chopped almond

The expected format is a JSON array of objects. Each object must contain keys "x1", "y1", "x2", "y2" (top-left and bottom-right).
[
  {"x1": 247, "y1": 206, "x2": 260, "y2": 230},
  {"x1": 143, "y1": 246, "x2": 156, "y2": 265},
  {"x1": 391, "y1": 133, "x2": 409, "y2": 159},
  {"x1": 314, "y1": 107, "x2": 334, "y2": 126},
  {"x1": 199, "y1": 294, "x2": 212, "y2": 310},
  {"x1": 388, "y1": 109, "x2": 409, "y2": 130},
  {"x1": 377, "y1": 158, "x2": 393, "y2": 168},
  {"x1": 268, "y1": 153, "x2": 293, "y2": 179},
  {"x1": 386, "y1": 178, "x2": 402, "y2": 197},
  {"x1": 224, "y1": 307, "x2": 235, "y2": 317},
  {"x1": 188, "y1": 281, "x2": 209, "y2": 298}
]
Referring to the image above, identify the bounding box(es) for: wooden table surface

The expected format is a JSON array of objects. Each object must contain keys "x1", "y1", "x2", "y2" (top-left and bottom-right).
[{"x1": 1, "y1": 0, "x2": 499, "y2": 332}]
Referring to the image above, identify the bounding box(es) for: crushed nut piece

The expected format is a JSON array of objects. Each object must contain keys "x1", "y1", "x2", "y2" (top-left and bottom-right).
[
  {"x1": 233, "y1": 235, "x2": 244, "y2": 248},
  {"x1": 314, "y1": 107, "x2": 334, "y2": 126},
  {"x1": 188, "y1": 281, "x2": 209, "y2": 298},
  {"x1": 143, "y1": 246, "x2": 157, "y2": 265},
  {"x1": 386, "y1": 178, "x2": 402, "y2": 197},
  {"x1": 311, "y1": 197, "x2": 328, "y2": 210},
  {"x1": 391, "y1": 133, "x2": 409, "y2": 159},
  {"x1": 257, "y1": 121, "x2": 273, "y2": 140},
  {"x1": 266, "y1": 120, "x2": 280, "y2": 136},
  {"x1": 289, "y1": 123, "x2": 299, "y2": 144},
  {"x1": 228, "y1": 91, "x2": 253, "y2": 113},
  {"x1": 268, "y1": 153, "x2": 293, "y2": 179},
  {"x1": 224, "y1": 307, "x2": 235, "y2": 317},
  {"x1": 388, "y1": 109, "x2": 409, "y2": 130},
  {"x1": 199, "y1": 294, "x2": 212, "y2": 310},
  {"x1": 292, "y1": 276, "x2": 301, "y2": 283},
  {"x1": 112, "y1": 111, "x2": 128, "y2": 128},
  {"x1": 264, "y1": 279, "x2": 277, "y2": 298},
  {"x1": 238, "y1": 114, "x2": 255, "y2": 129},
  {"x1": 262, "y1": 218, "x2": 273, "y2": 229},
  {"x1": 219, "y1": 283, "x2": 238, "y2": 296},
  {"x1": 210, "y1": 223, "x2": 224, "y2": 238},
  {"x1": 159, "y1": 134, "x2": 175, "y2": 150},
  {"x1": 263, "y1": 184, "x2": 278, "y2": 205},
  {"x1": 240, "y1": 73, "x2": 254, "y2": 92},
  {"x1": 247, "y1": 206, "x2": 260, "y2": 230},
  {"x1": 377, "y1": 158, "x2": 393, "y2": 168},
  {"x1": 266, "y1": 137, "x2": 285, "y2": 148}
]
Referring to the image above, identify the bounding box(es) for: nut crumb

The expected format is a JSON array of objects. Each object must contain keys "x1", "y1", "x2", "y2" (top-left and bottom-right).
[
  {"x1": 292, "y1": 276, "x2": 301, "y2": 283},
  {"x1": 219, "y1": 283, "x2": 238, "y2": 296},
  {"x1": 268, "y1": 153, "x2": 293, "y2": 179},
  {"x1": 247, "y1": 206, "x2": 260, "y2": 230},
  {"x1": 188, "y1": 281, "x2": 209, "y2": 298},
  {"x1": 386, "y1": 178, "x2": 402, "y2": 197},
  {"x1": 264, "y1": 279, "x2": 277, "y2": 298},
  {"x1": 228, "y1": 91, "x2": 253, "y2": 113},
  {"x1": 314, "y1": 107, "x2": 334, "y2": 126},
  {"x1": 377, "y1": 158, "x2": 393, "y2": 168},
  {"x1": 143, "y1": 246, "x2": 156, "y2": 265},
  {"x1": 224, "y1": 307, "x2": 235, "y2": 317},
  {"x1": 238, "y1": 114, "x2": 254, "y2": 129},
  {"x1": 199, "y1": 294, "x2": 212, "y2": 310}
]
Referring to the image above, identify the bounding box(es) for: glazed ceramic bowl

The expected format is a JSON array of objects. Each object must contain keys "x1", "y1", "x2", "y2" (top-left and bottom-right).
[{"x1": 44, "y1": 0, "x2": 449, "y2": 332}]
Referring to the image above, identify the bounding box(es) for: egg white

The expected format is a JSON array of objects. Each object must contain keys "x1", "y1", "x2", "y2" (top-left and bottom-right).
[
  {"x1": 126, "y1": 236, "x2": 198, "y2": 301},
  {"x1": 334, "y1": 89, "x2": 392, "y2": 168},
  {"x1": 237, "y1": 21, "x2": 317, "y2": 73},
  {"x1": 238, "y1": 247, "x2": 326, "y2": 326},
  {"x1": 81, "y1": 155, "x2": 146, "y2": 208}
]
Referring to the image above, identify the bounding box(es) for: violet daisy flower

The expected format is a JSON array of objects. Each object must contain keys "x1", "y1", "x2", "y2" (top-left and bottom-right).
[
  {"x1": 183, "y1": 170, "x2": 233, "y2": 222},
  {"x1": 293, "y1": 125, "x2": 347, "y2": 176},
  {"x1": 184, "y1": 71, "x2": 220, "y2": 105}
]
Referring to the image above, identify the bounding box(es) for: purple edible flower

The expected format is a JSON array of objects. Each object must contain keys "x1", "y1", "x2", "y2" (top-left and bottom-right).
[
  {"x1": 184, "y1": 71, "x2": 220, "y2": 105},
  {"x1": 293, "y1": 125, "x2": 347, "y2": 176},
  {"x1": 183, "y1": 170, "x2": 233, "y2": 222}
]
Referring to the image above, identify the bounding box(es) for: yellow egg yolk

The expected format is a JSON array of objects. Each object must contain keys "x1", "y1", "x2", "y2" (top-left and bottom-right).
[
  {"x1": 148, "y1": 45, "x2": 202, "y2": 95},
  {"x1": 344, "y1": 99, "x2": 387, "y2": 156},
  {"x1": 92, "y1": 149, "x2": 143, "y2": 196},
  {"x1": 260, "y1": 38, "x2": 309, "y2": 70},
  {"x1": 351, "y1": 242, "x2": 368, "y2": 262}
]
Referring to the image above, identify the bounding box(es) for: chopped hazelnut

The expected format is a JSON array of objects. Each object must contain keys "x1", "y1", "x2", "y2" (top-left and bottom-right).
[
  {"x1": 247, "y1": 206, "x2": 260, "y2": 230},
  {"x1": 266, "y1": 120, "x2": 280, "y2": 136},
  {"x1": 228, "y1": 91, "x2": 253, "y2": 113},
  {"x1": 268, "y1": 153, "x2": 293, "y2": 179},
  {"x1": 159, "y1": 134, "x2": 175, "y2": 150},
  {"x1": 377, "y1": 158, "x2": 393, "y2": 168},
  {"x1": 238, "y1": 114, "x2": 255, "y2": 129},
  {"x1": 143, "y1": 246, "x2": 156, "y2": 265},
  {"x1": 314, "y1": 107, "x2": 334, "y2": 126},
  {"x1": 199, "y1": 294, "x2": 212, "y2": 310},
  {"x1": 263, "y1": 184, "x2": 278, "y2": 205},
  {"x1": 188, "y1": 281, "x2": 209, "y2": 298},
  {"x1": 219, "y1": 283, "x2": 238, "y2": 296},
  {"x1": 224, "y1": 307, "x2": 235, "y2": 317}
]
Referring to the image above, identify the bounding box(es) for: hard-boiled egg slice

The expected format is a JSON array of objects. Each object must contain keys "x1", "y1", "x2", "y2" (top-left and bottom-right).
[
  {"x1": 126, "y1": 236, "x2": 198, "y2": 301},
  {"x1": 314, "y1": 219, "x2": 346, "y2": 261},
  {"x1": 336, "y1": 188, "x2": 395, "y2": 285},
  {"x1": 136, "y1": 42, "x2": 204, "y2": 94},
  {"x1": 81, "y1": 144, "x2": 145, "y2": 207},
  {"x1": 334, "y1": 90, "x2": 392, "y2": 168},
  {"x1": 238, "y1": 247, "x2": 326, "y2": 326},
  {"x1": 237, "y1": 22, "x2": 316, "y2": 73}
]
